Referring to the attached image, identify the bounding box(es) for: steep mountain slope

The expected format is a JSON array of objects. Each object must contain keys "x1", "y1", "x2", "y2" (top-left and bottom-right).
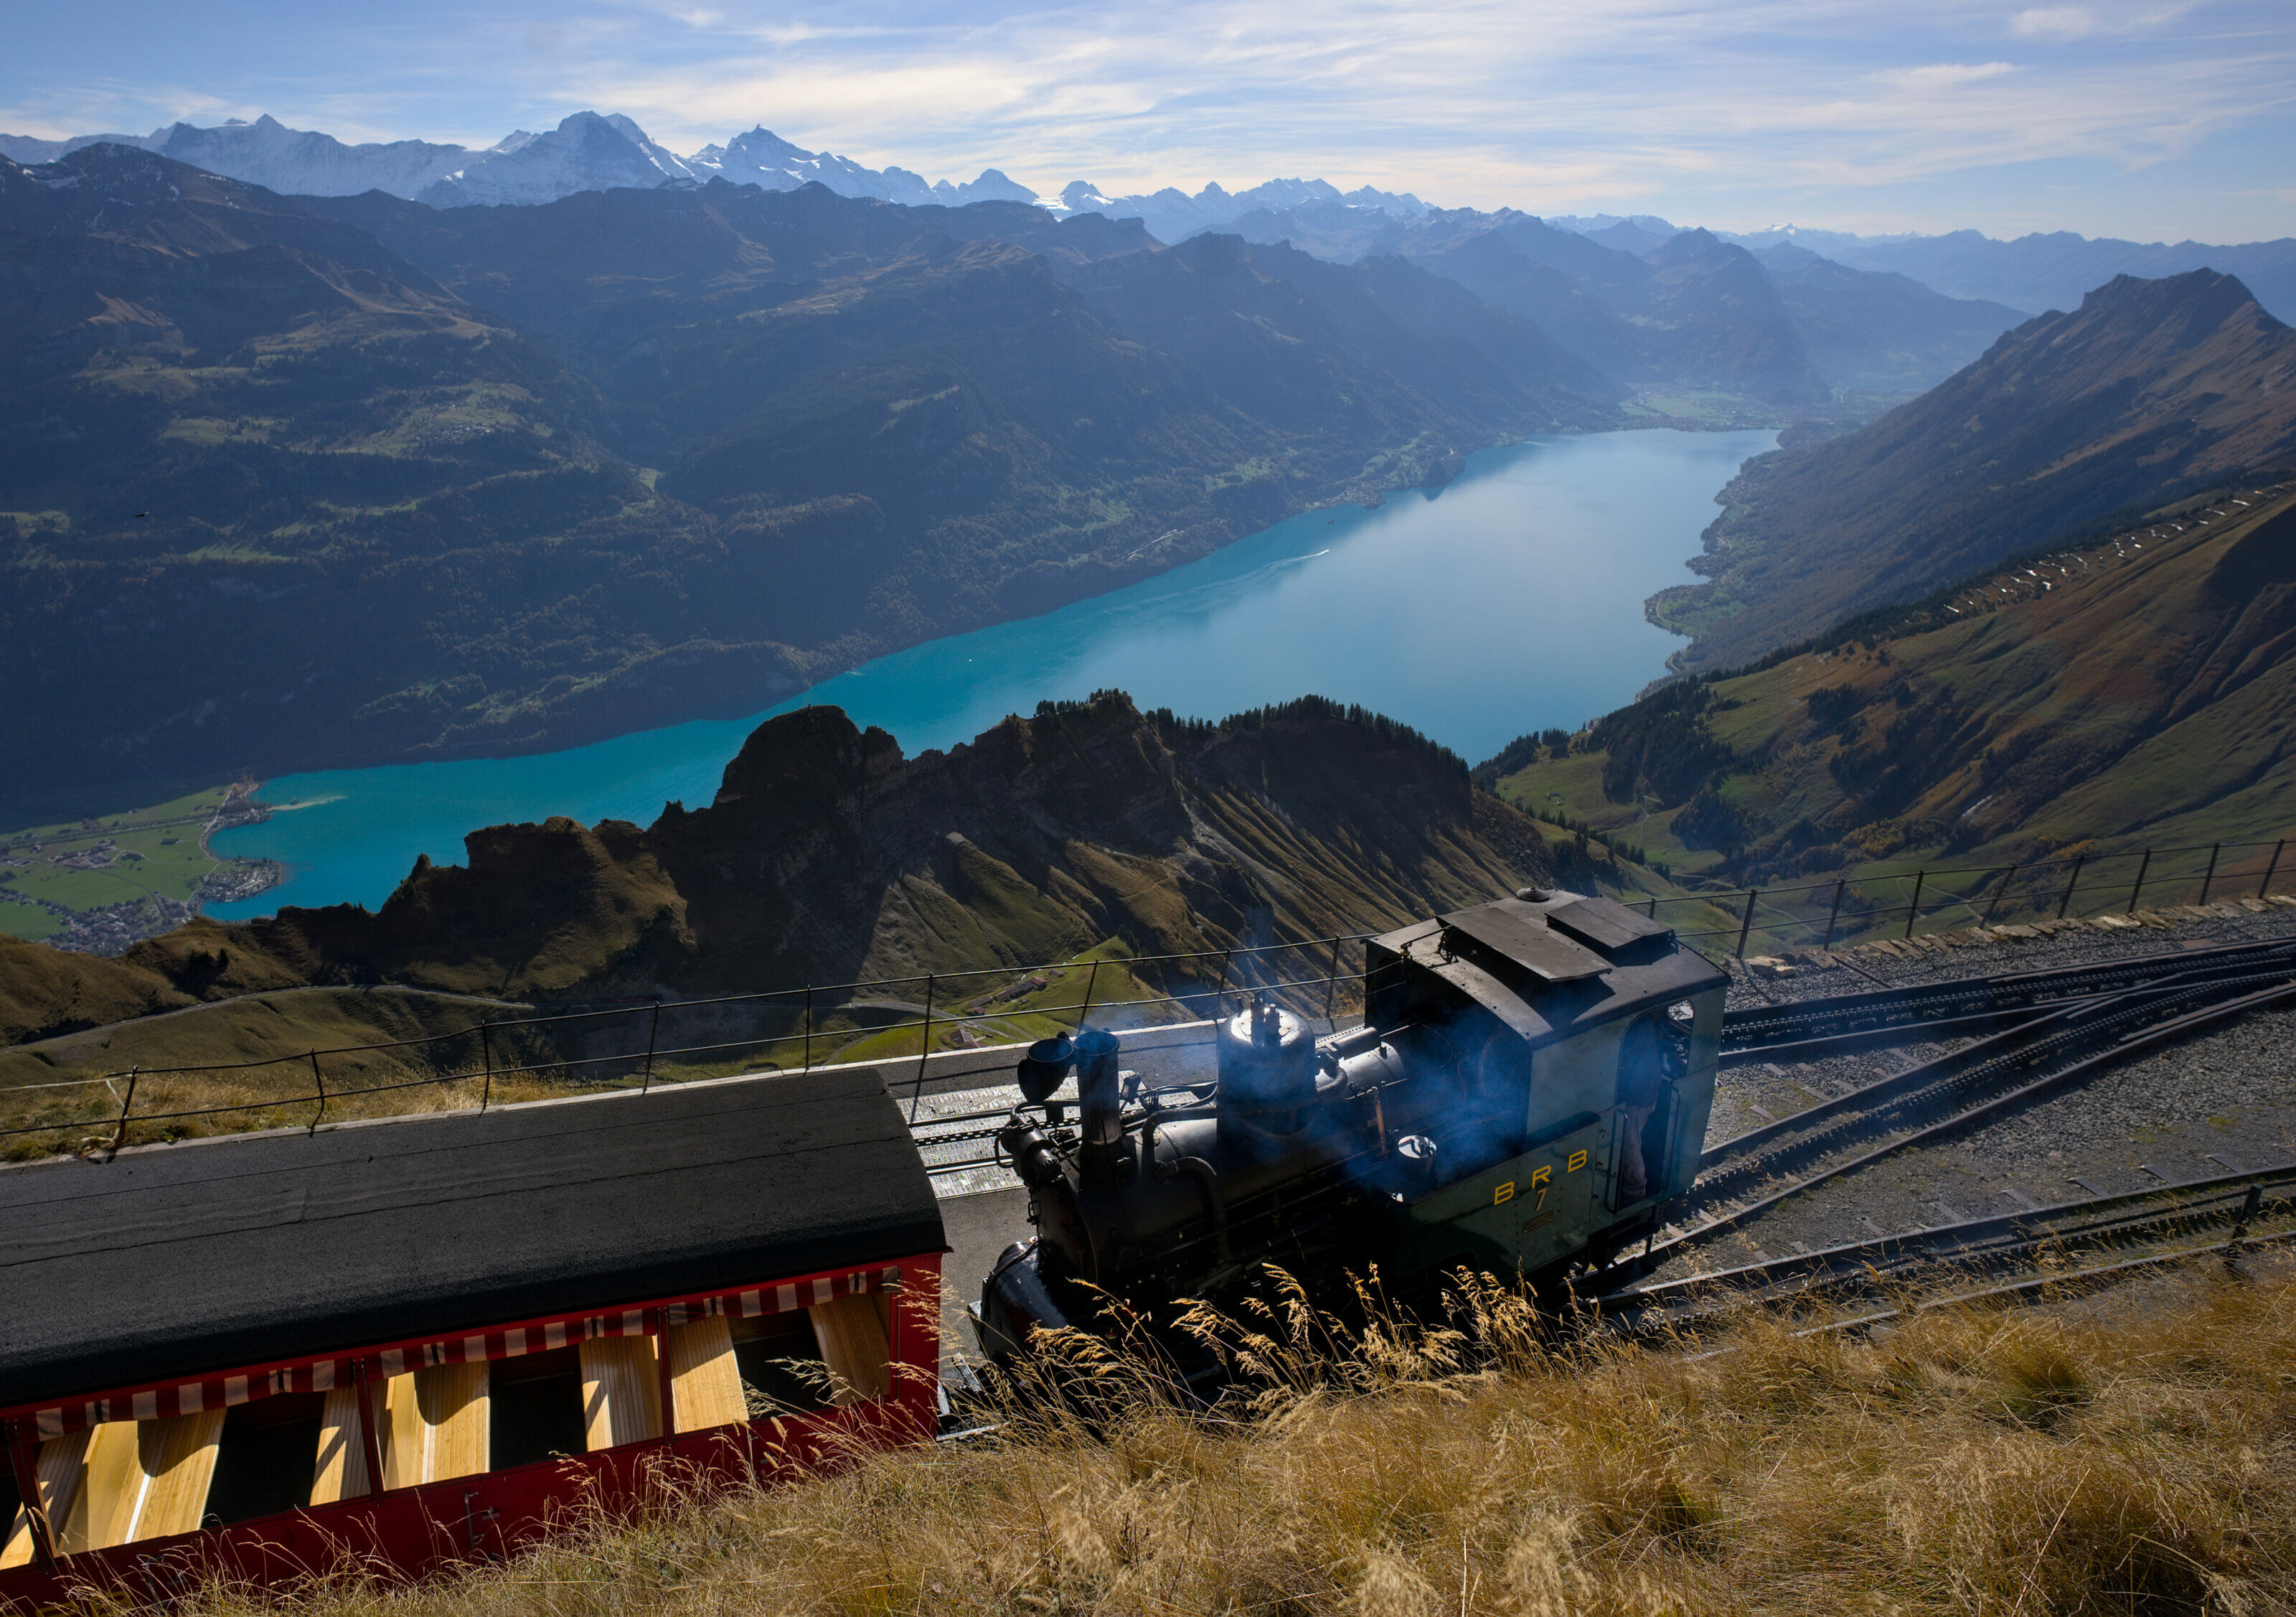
[
  {"x1": 121, "y1": 694, "x2": 1554, "y2": 1004},
  {"x1": 1488, "y1": 482, "x2": 2296, "y2": 881},
  {"x1": 1660, "y1": 271, "x2": 2296, "y2": 669}
]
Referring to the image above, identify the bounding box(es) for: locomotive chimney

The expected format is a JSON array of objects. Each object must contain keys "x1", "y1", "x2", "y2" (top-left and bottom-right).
[{"x1": 1074, "y1": 1027, "x2": 1126, "y2": 1181}]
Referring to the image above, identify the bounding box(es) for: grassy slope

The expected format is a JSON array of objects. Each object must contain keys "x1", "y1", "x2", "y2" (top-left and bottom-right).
[
  {"x1": 1495, "y1": 480, "x2": 2296, "y2": 905},
  {"x1": 170, "y1": 1261, "x2": 2296, "y2": 1617}
]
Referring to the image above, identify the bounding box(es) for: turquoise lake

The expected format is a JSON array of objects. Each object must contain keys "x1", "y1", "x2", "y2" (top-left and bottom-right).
[{"x1": 212, "y1": 428, "x2": 1774, "y2": 916}]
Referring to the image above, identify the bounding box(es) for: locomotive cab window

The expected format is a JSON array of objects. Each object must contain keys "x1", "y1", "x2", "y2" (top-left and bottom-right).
[{"x1": 1614, "y1": 1014, "x2": 1684, "y2": 1206}]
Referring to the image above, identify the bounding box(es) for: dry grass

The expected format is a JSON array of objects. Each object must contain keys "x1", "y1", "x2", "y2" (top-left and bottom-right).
[{"x1": 106, "y1": 1257, "x2": 2296, "y2": 1617}]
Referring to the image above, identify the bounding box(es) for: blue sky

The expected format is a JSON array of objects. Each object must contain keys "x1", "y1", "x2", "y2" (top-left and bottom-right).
[{"x1": 4, "y1": 0, "x2": 2290, "y2": 241}]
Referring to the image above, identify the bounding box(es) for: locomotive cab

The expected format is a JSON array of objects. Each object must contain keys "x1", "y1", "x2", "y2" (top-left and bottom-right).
[{"x1": 974, "y1": 890, "x2": 1726, "y2": 1364}]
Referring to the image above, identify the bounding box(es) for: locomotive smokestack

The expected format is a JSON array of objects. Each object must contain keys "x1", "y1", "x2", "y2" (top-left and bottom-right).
[{"x1": 1075, "y1": 1026, "x2": 1125, "y2": 1181}]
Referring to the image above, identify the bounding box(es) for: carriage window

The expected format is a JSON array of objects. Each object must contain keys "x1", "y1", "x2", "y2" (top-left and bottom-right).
[
  {"x1": 490, "y1": 1346, "x2": 587, "y2": 1471},
  {"x1": 730, "y1": 1313, "x2": 834, "y2": 1416},
  {"x1": 203, "y1": 1393, "x2": 324, "y2": 1527}
]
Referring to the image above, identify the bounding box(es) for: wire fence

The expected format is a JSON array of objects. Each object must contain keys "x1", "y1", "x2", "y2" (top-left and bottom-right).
[
  {"x1": 1641, "y1": 835, "x2": 2292, "y2": 958},
  {"x1": 0, "y1": 935, "x2": 1378, "y2": 1159},
  {"x1": 6, "y1": 833, "x2": 2292, "y2": 1158}
]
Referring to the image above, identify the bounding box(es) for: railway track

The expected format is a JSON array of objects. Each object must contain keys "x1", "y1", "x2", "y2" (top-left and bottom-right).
[
  {"x1": 1718, "y1": 934, "x2": 2296, "y2": 1061},
  {"x1": 1656, "y1": 970, "x2": 2296, "y2": 1259},
  {"x1": 1593, "y1": 1163, "x2": 2296, "y2": 1335}
]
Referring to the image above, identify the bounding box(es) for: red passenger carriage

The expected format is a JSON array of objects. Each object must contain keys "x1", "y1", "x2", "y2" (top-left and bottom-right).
[{"x1": 1, "y1": 1067, "x2": 944, "y2": 1604}]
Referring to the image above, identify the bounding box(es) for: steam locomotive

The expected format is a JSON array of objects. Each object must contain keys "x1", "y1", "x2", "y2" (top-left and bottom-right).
[{"x1": 973, "y1": 889, "x2": 1728, "y2": 1362}]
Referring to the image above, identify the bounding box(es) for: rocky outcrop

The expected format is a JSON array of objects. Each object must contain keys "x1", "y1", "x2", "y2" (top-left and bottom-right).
[{"x1": 136, "y1": 693, "x2": 1553, "y2": 1002}]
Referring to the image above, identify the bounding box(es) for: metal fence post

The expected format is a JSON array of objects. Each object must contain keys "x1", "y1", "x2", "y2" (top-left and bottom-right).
[
  {"x1": 1902, "y1": 870, "x2": 1926, "y2": 939},
  {"x1": 1074, "y1": 960, "x2": 1100, "y2": 1031},
  {"x1": 641, "y1": 1003, "x2": 660, "y2": 1095},
  {"x1": 2198, "y1": 844, "x2": 2221, "y2": 906},
  {"x1": 2056, "y1": 853, "x2": 2086, "y2": 920},
  {"x1": 802, "y1": 985, "x2": 813, "y2": 1072},
  {"x1": 1735, "y1": 889, "x2": 1759, "y2": 958},
  {"x1": 911, "y1": 975, "x2": 936, "y2": 1123},
  {"x1": 2126, "y1": 848, "x2": 2152, "y2": 915},
  {"x1": 110, "y1": 1066, "x2": 139, "y2": 1153},
  {"x1": 309, "y1": 1049, "x2": 327, "y2": 1135},
  {"x1": 479, "y1": 1022, "x2": 493, "y2": 1108},
  {"x1": 1822, "y1": 879, "x2": 1847, "y2": 949},
  {"x1": 2262, "y1": 840, "x2": 2286, "y2": 900},
  {"x1": 1323, "y1": 937, "x2": 1342, "y2": 1023},
  {"x1": 1642, "y1": 898, "x2": 1657, "y2": 918},
  {"x1": 1983, "y1": 863, "x2": 2019, "y2": 925}
]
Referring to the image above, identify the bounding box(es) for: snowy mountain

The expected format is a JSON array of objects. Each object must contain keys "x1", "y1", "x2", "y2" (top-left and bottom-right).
[
  {"x1": 152, "y1": 116, "x2": 469, "y2": 198},
  {"x1": 419, "y1": 112, "x2": 698, "y2": 207},
  {"x1": 1048, "y1": 176, "x2": 1428, "y2": 245},
  {"x1": 685, "y1": 126, "x2": 1037, "y2": 207},
  {"x1": 0, "y1": 116, "x2": 468, "y2": 197}
]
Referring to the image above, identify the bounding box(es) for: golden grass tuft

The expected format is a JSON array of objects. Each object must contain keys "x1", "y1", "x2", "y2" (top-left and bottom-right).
[{"x1": 128, "y1": 1258, "x2": 2296, "y2": 1617}]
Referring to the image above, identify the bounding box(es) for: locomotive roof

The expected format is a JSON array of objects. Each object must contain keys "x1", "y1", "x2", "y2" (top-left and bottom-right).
[
  {"x1": 1373, "y1": 891, "x2": 1727, "y2": 1042},
  {"x1": 0, "y1": 1067, "x2": 943, "y2": 1412}
]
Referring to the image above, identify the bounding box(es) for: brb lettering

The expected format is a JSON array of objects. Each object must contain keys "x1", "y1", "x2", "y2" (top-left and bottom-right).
[{"x1": 1489, "y1": 1149, "x2": 1589, "y2": 1210}]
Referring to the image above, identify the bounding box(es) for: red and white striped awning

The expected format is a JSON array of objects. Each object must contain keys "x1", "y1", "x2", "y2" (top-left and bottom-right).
[{"x1": 17, "y1": 1262, "x2": 903, "y2": 1440}]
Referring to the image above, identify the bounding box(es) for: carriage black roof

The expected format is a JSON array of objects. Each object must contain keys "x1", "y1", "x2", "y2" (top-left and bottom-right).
[{"x1": 0, "y1": 1067, "x2": 944, "y2": 1410}]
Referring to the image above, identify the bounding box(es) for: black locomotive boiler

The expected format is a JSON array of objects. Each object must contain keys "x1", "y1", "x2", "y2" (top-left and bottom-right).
[{"x1": 973, "y1": 889, "x2": 1728, "y2": 1361}]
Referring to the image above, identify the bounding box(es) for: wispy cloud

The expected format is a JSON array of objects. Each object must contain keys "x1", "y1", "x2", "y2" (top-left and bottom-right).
[{"x1": 2013, "y1": 6, "x2": 2099, "y2": 40}]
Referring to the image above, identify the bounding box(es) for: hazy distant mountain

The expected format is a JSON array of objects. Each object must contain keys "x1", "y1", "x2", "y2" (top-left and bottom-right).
[
  {"x1": 1414, "y1": 220, "x2": 1830, "y2": 401},
  {"x1": 1753, "y1": 243, "x2": 2024, "y2": 393},
  {"x1": 1050, "y1": 176, "x2": 1429, "y2": 248},
  {"x1": 1660, "y1": 269, "x2": 2296, "y2": 669},
  {"x1": 1547, "y1": 214, "x2": 2296, "y2": 329},
  {"x1": 0, "y1": 129, "x2": 150, "y2": 164},
  {"x1": 1840, "y1": 231, "x2": 2296, "y2": 327}
]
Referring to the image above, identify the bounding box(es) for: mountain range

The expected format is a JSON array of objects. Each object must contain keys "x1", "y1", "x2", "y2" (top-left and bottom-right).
[{"x1": 5, "y1": 110, "x2": 2286, "y2": 327}]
